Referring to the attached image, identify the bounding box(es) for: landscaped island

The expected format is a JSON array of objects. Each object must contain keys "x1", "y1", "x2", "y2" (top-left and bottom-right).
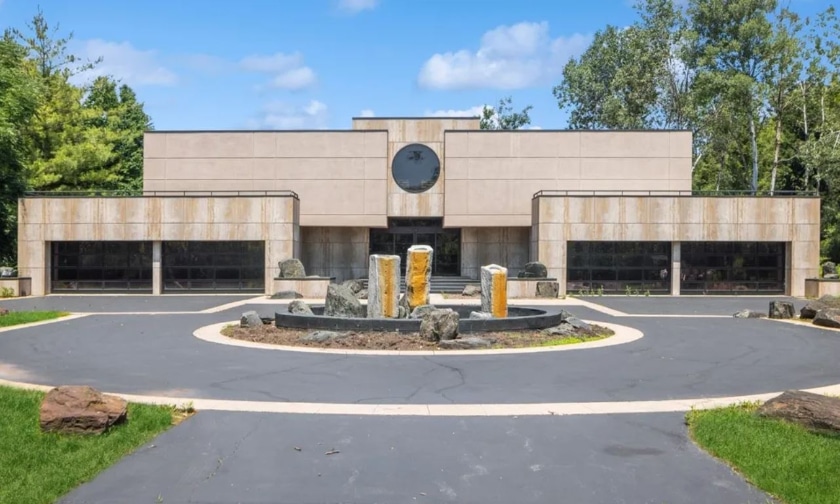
[{"x1": 223, "y1": 322, "x2": 614, "y2": 351}]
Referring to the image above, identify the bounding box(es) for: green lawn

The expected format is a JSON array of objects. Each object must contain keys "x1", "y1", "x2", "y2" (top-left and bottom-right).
[
  {"x1": 0, "y1": 310, "x2": 69, "y2": 328},
  {"x1": 0, "y1": 386, "x2": 181, "y2": 504},
  {"x1": 686, "y1": 402, "x2": 840, "y2": 504}
]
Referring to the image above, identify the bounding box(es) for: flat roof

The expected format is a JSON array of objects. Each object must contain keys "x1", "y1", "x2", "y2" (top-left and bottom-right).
[{"x1": 350, "y1": 116, "x2": 480, "y2": 120}]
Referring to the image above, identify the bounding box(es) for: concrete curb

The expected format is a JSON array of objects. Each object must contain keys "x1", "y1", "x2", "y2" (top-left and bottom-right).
[
  {"x1": 192, "y1": 320, "x2": 643, "y2": 356},
  {"x1": 2, "y1": 377, "x2": 839, "y2": 417}
]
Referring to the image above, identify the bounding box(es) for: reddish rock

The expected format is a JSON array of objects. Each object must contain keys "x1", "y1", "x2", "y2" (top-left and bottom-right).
[
  {"x1": 757, "y1": 390, "x2": 840, "y2": 433},
  {"x1": 39, "y1": 385, "x2": 127, "y2": 435}
]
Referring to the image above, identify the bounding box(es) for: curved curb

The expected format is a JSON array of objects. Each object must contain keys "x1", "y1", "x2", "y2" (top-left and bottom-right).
[
  {"x1": 0, "y1": 313, "x2": 89, "y2": 334},
  {"x1": 193, "y1": 320, "x2": 643, "y2": 356},
  {"x1": 2, "y1": 377, "x2": 839, "y2": 416}
]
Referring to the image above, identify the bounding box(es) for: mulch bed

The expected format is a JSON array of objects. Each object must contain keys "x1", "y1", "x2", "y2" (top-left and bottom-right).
[{"x1": 222, "y1": 323, "x2": 614, "y2": 351}]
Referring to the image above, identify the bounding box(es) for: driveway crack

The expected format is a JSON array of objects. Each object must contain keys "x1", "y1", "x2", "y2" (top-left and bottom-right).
[{"x1": 423, "y1": 356, "x2": 466, "y2": 403}]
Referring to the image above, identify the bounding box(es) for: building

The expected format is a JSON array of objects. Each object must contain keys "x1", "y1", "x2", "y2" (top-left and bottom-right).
[{"x1": 16, "y1": 117, "x2": 820, "y2": 297}]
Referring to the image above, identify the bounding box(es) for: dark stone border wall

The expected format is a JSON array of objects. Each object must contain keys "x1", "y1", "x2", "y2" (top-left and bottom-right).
[{"x1": 275, "y1": 306, "x2": 564, "y2": 333}]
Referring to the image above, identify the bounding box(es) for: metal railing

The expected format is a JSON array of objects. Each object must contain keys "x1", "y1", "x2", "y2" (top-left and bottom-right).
[
  {"x1": 23, "y1": 190, "x2": 300, "y2": 199},
  {"x1": 532, "y1": 189, "x2": 819, "y2": 198}
]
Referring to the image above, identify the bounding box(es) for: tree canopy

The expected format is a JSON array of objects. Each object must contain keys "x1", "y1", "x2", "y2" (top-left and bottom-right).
[
  {"x1": 0, "y1": 9, "x2": 151, "y2": 265},
  {"x1": 554, "y1": 0, "x2": 840, "y2": 259}
]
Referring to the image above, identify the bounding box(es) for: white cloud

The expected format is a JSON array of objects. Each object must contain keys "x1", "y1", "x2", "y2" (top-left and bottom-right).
[
  {"x1": 240, "y1": 53, "x2": 303, "y2": 73},
  {"x1": 337, "y1": 0, "x2": 379, "y2": 13},
  {"x1": 418, "y1": 22, "x2": 590, "y2": 90},
  {"x1": 424, "y1": 105, "x2": 485, "y2": 117},
  {"x1": 72, "y1": 39, "x2": 177, "y2": 87},
  {"x1": 247, "y1": 100, "x2": 329, "y2": 130},
  {"x1": 359, "y1": 109, "x2": 376, "y2": 117},
  {"x1": 239, "y1": 52, "x2": 317, "y2": 90},
  {"x1": 270, "y1": 67, "x2": 317, "y2": 90}
]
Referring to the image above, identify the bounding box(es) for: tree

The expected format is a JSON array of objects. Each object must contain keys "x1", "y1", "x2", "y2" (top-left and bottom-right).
[
  {"x1": 8, "y1": 7, "x2": 98, "y2": 80},
  {"x1": 0, "y1": 37, "x2": 41, "y2": 264},
  {"x1": 553, "y1": 0, "x2": 692, "y2": 131},
  {"x1": 763, "y1": 7, "x2": 803, "y2": 194},
  {"x1": 480, "y1": 96, "x2": 533, "y2": 130},
  {"x1": 687, "y1": 0, "x2": 777, "y2": 193},
  {"x1": 83, "y1": 77, "x2": 152, "y2": 191},
  {"x1": 11, "y1": 10, "x2": 149, "y2": 192}
]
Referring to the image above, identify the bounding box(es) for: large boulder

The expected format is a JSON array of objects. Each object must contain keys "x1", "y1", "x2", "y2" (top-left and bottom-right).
[
  {"x1": 536, "y1": 281, "x2": 559, "y2": 298},
  {"x1": 813, "y1": 308, "x2": 840, "y2": 328},
  {"x1": 40, "y1": 386, "x2": 127, "y2": 435},
  {"x1": 324, "y1": 284, "x2": 364, "y2": 318},
  {"x1": 544, "y1": 323, "x2": 576, "y2": 337},
  {"x1": 419, "y1": 308, "x2": 459, "y2": 342},
  {"x1": 462, "y1": 284, "x2": 481, "y2": 297},
  {"x1": 823, "y1": 261, "x2": 838, "y2": 279},
  {"x1": 733, "y1": 309, "x2": 766, "y2": 319},
  {"x1": 288, "y1": 300, "x2": 314, "y2": 315},
  {"x1": 341, "y1": 279, "x2": 364, "y2": 294},
  {"x1": 409, "y1": 304, "x2": 437, "y2": 319},
  {"x1": 240, "y1": 310, "x2": 264, "y2": 327},
  {"x1": 398, "y1": 294, "x2": 410, "y2": 319},
  {"x1": 801, "y1": 295, "x2": 840, "y2": 319},
  {"x1": 278, "y1": 258, "x2": 306, "y2": 279},
  {"x1": 769, "y1": 300, "x2": 795, "y2": 320},
  {"x1": 757, "y1": 390, "x2": 840, "y2": 433},
  {"x1": 519, "y1": 261, "x2": 548, "y2": 279},
  {"x1": 270, "y1": 290, "x2": 302, "y2": 300},
  {"x1": 301, "y1": 330, "x2": 349, "y2": 343}
]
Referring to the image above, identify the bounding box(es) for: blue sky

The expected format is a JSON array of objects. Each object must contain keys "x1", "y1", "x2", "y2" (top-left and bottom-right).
[{"x1": 0, "y1": 0, "x2": 834, "y2": 130}]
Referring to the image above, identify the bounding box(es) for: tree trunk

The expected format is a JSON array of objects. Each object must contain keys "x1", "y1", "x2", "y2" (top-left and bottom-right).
[
  {"x1": 800, "y1": 82, "x2": 808, "y2": 137},
  {"x1": 757, "y1": 390, "x2": 840, "y2": 433},
  {"x1": 771, "y1": 109, "x2": 783, "y2": 195},
  {"x1": 749, "y1": 112, "x2": 759, "y2": 194}
]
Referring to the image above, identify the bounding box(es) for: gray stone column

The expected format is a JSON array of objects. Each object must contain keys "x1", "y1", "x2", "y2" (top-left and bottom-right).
[
  {"x1": 43, "y1": 241, "x2": 51, "y2": 296},
  {"x1": 406, "y1": 245, "x2": 433, "y2": 309},
  {"x1": 367, "y1": 254, "x2": 400, "y2": 318},
  {"x1": 671, "y1": 241, "x2": 681, "y2": 296},
  {"x1": 152, "y1": 241, "x2": 162, "y2": 295},
  {"x1": 481, "y1": 264, "x2": 508, "y2": 318}
]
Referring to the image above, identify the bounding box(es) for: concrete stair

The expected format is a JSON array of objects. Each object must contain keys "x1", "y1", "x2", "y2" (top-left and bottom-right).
[{"x1": 360, "y1": 276, "x2": 476, "y2": 294}]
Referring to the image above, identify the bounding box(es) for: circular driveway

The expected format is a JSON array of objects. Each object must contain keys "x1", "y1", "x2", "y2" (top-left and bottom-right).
[{"x1": 1, "y1": 296, "x2": 839, "y2": 407}]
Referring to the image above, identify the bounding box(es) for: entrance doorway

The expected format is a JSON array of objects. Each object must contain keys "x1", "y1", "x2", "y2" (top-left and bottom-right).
[{"x1": 369, "y1": 219, "x2": 460, "y2": 276}]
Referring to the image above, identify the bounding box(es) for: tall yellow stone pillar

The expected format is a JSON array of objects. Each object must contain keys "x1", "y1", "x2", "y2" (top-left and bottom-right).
[
  {"x1": 406, "y1": 245, "x2": 433, "y2": 310},
  {"x1": 481, "y1": 264, "x2": 508, "y2": 318},
  {"x1": 367, "y1": 254, "x2": 400, "y2": 318}
]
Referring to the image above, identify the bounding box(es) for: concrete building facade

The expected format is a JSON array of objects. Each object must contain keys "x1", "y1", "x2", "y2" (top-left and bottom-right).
[{"x1": 17, "y1": 117, "x2": 820, "y2": 296}]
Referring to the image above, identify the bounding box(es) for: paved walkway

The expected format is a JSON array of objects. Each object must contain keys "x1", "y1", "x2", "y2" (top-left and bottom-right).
[
  {"x1": 59, "y1": 412, "x2": 769, "y2": 504},
  {"x1": 1, "y1": 294, "x2": 831, "y2": 503}
]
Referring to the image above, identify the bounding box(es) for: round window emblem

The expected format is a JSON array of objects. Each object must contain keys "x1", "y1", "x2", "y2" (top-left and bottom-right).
[{"x1": 391, "y1": 143, "x2": 441, "y2": 193}]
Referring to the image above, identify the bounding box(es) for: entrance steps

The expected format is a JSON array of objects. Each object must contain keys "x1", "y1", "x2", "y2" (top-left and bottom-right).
[{"x1": 360, "y1": 276, "x2": 476, "y2": 294}]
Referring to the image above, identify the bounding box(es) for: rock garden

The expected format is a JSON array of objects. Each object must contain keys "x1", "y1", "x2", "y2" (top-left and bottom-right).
[
  {"x1": 233, "y1": 248, "x2": 613, "y2": 350},
  {"x1": 734, "y1": 295, "x2": 840, "y2": 329}
]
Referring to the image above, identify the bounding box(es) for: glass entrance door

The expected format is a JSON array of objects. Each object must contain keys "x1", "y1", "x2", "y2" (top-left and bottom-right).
[{"x1": 369, "y1": 219, "x2": 461, "y2": 276}]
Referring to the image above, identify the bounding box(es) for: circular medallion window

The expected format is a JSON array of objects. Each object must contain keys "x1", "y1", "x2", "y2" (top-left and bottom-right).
[{"x1": 391, "y1": 143, "x2": 441, "y2": 193}]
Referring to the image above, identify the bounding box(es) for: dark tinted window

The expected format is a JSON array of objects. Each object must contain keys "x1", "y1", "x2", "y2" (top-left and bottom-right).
[
  {"x1": 566, "y1": 241, "x2": 672, "y2": 294},
  {"x1": 391, "y1": 143, "x2": 440, "y2": 193},
  {"x1": 51, "y1": 241, "x2": 152, "y2": 292},
  {"x1": 680, "y1": 241, "x2": 785, "y2": 294}
]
